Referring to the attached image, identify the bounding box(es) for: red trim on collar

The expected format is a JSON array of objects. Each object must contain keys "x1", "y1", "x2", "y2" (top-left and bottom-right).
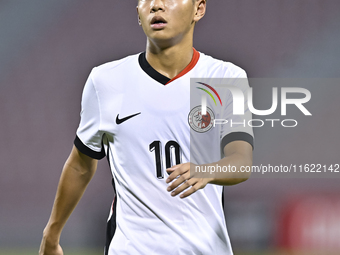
[{"x1": 165, "y1": 48, "x2": 200, "y2": 85}]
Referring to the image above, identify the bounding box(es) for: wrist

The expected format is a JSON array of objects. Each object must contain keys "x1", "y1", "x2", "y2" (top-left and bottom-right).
[
  {"x1": 43, "y1": 224, "x2": 61, "y2": 245},
  {"x1": 193, "y1": 163, "x2": 216, "y2": 184},
  {"x1": 206, "y1": 176, "x2": 215, "y2": 184}
]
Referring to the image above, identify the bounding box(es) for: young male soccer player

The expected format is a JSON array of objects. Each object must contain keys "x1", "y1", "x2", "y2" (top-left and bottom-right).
[{"x1": 39, "y1": 0, "x2": 253, "y2": 254}]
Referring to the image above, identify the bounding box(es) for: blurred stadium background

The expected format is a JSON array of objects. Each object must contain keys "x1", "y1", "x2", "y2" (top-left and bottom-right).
[{"x1": 1, "y1": 1, "x2": 340, "y2": 254}]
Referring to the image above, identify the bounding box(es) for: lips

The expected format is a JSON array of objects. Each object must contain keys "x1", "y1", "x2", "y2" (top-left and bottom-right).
[{"x1": 150, "y1": 16, "x2": 167, "y2": 29}]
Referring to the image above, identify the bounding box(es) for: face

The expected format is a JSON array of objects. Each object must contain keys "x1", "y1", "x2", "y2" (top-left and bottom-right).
[{"x1": 137, "y1": 0, "x2": 204, "y2": 45}]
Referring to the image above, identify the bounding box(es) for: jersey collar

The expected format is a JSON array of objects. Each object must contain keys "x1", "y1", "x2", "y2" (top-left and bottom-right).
[{"x1": 138, "y1": 48, "x2": 200, "y2": 85}]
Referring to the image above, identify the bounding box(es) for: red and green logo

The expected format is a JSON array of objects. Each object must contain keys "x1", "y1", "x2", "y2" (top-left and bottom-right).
[{"x1": 196, "y1": 82, "x2": 223, "y2": 106}]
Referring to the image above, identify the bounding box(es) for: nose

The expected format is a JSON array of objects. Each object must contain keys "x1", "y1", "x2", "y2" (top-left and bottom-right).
[{"x1": 151, "y1": 0, "x2": 165, "y2": 13}]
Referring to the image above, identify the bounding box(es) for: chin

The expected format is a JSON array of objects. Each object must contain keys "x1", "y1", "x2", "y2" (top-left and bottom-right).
[
  {"x1": 149, "y1": 34, "x2": 175, "y2": 45},
  {"x1": 149, "y1": 32, "x2": 183, "y2": 46}
]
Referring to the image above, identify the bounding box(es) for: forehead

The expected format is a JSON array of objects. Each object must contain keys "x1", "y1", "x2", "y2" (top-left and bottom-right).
[{"x1": 137, "y1": 0, "x2": 196, "y2": 3}]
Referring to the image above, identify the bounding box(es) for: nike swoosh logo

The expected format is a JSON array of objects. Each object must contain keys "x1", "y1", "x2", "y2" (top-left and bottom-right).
[{"x1": 116, "y1": 112, "x2": 141, "y2": 125}]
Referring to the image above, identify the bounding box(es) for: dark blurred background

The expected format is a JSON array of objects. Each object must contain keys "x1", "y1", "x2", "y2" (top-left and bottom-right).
[{"x1": 1, "y1": 1, "x2": 340, "y2": 254}]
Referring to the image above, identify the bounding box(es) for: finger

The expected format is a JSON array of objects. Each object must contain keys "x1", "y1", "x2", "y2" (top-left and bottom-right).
[
  {"x1": 165, "y1": 167, "x2": 180, "y2": 182},
  {"x1": 170, "y1": 178, "x2": 197, "y2": 197},
  {"x1": 167, "y1": 171, "x2": 190, "y2": 192},
  {"x1": 166, "y1": 163, "x2": 183, "y2": 172},
  {"x1": 166, "y1": 168, "x2": 174, "y2": 175},
  {"x1": 166, "y1": 163, "x2": 189, "y2": 183},
  {"x1": 179, "y1": 182, "x2": 202, "y2": 199}
]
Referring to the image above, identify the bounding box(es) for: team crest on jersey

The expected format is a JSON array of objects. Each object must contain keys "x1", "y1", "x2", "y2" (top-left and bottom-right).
[{"x1": 188, "y1": 106, "x2": 215, "y2": 133}]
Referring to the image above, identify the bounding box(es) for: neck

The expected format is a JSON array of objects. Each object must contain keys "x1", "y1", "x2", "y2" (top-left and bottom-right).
[{"x1": 145, "y1": 35, "x2": 194, "y2": 79}]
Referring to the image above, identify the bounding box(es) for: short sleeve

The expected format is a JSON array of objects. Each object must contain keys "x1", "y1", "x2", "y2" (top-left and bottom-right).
[
  {"x1": 220, "y1": 70, "x2": 254, "y2": 154},
  {"x1": 74, "y1": 69, "x2": 105, "y2": 160}
]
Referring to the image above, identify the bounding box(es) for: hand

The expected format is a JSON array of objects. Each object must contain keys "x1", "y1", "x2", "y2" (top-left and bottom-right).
[
  {"x1": 39, "y1": 235, "x2": 63, "y2": 255},
  {"x1": 166, "y1": 163, "x2": 212, "y2": 199}
]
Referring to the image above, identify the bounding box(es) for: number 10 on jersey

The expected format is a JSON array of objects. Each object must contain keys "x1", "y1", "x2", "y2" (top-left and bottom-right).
[{"x1": 149, "y1": 141, "x2": 182, "y2": 179}]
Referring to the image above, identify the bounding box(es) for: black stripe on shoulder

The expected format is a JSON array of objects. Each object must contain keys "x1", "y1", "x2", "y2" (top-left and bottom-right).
[
  {"x1": 74, "y1": 135, "x2": 106, "y2": 160},
  {"x1": 221, "y1": 132, "x2": 254, "y2": 154}
]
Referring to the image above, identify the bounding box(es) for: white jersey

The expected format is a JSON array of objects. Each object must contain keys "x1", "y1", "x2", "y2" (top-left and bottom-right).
[{"x1": 75, "y1": 49, "x2": 254, "y2": 255}]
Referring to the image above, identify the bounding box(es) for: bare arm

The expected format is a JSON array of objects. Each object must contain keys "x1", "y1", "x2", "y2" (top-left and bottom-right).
[
  {"x1": 166, "y1": 140, "x2": 253, "y2": 198},
  {"x1": 39, "y1": 146, "x2": 98, "y2": 255},
  {"x1": 208, "y1": 140, "x2": 253, "y2": 185}
]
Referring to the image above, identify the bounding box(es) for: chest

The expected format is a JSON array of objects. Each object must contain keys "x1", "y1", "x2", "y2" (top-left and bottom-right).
[{"x1": 98, "y1": 76, "x2": 191, "y2": 140}]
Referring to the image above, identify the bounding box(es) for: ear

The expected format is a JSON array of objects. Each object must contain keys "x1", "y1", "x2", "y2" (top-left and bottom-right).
[
  {"x1": 194, "y1": 0, "x2": 206, "y2": 23},
  {"x1": 136, "y1": 6, "x2": 142, "y2": 26}
]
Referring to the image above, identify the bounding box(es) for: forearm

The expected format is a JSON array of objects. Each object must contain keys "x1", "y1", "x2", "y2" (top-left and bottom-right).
[
  {"x1": 206, "y1": 152, "x2": 252, "y2": 186},
  {"x1": 43, "y1": 148, "x2": 96, "y2": 243}
]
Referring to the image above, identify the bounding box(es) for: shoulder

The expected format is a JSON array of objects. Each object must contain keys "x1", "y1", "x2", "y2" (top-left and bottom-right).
[
  {"x1": 197, "y1": 51, "x2": 247, "y2": 78},
  {"x1": 90, "y1": 53, "x2": 141, "y2": 81}
]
